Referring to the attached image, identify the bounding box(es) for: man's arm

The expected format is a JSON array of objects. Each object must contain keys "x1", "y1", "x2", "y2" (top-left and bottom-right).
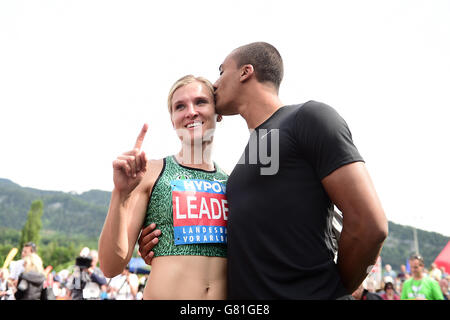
[
  {"x1": 89, "y1": 269, "x2": 107, "y2": 286},
  {"x1": 322, "y1": 161, "x2": 388, "y2": 293}
]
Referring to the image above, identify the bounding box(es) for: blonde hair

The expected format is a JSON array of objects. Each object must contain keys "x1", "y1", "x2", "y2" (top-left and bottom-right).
[
  {"x1": 23, "y1": 253, "x2": 44, "y2": 274},
  {"x1": 167, "y1": 75, "x2": 214, "y2": 114}
]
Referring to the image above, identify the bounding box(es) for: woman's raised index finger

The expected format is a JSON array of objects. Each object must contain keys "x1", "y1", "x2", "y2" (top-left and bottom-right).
[{"x1": 134, "y1": 123, "x2": 149, "y2": 150}]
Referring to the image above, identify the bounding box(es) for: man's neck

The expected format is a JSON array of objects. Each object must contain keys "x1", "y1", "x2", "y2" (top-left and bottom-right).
[
  {"x1": 413, "y1": 274, "x2": 424, "y2": 281},
  {"x1": 239, "y1": 89, "x2": 283, "y2": 129}
]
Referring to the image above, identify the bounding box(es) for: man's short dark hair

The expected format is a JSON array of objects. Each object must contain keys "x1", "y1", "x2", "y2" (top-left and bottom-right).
[
  {"x1": 24, "y1": 242, "x2": 37, "y2": 253},
  {"x1": 232, "y1": 42, "x2": 284, "y2": 92},
  {"x1": 410, "y1": 254, "x2": 424, "y2": 265}
]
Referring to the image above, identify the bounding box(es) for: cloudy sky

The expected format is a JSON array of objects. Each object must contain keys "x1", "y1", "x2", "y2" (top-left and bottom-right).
[{"x1": 1, "y1": 0, "x2": 449, "y2": 236}]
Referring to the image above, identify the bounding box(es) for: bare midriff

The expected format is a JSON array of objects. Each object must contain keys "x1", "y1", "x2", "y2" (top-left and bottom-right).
[{"x1": 143, "y1": 255, "x2": 227, "y2": 300}]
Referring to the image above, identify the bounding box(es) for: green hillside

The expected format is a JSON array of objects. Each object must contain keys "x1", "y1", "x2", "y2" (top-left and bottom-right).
[
  {"x1": 0, "y1": 178, "x2": 448, "y2": 272},
  {"x1": 0, "y1": 178, "x2": 109, "y2": 237},
  {"x1": 381, "y1": 221, "x2": 449, "y2": 270}
]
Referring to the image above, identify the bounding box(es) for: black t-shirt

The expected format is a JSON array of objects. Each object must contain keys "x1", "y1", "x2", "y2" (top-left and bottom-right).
[{"x1": 226, "y1": 101, "x2": 364, "y2": 299}]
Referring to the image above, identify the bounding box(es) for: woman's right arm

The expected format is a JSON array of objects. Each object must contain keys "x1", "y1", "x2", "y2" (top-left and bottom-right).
[{"x1": 98, "y1": 124, "x2": 151, "y2": 278}]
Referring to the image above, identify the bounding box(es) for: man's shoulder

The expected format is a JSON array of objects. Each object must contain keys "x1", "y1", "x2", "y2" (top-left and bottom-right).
[
  {"x1": 403, "y1": 278, "x2": 413, "y2": 285},
  {"x1": 93, "y1": 267, "x2": 105, "y2": 276},
  {"x1": 284, "y1": 100, "x2": 346, "y2": 134},
  {"x1": 294, "y1": 100, "x2": 338, "y2": 117},
  {"x1": 423, "y1": 276, "x2": 439, "y2": 285}
]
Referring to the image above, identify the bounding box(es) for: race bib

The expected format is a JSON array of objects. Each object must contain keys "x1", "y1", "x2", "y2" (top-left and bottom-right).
[{"x1": 172, "y1": 179, "x2": 228, "y2": 245}]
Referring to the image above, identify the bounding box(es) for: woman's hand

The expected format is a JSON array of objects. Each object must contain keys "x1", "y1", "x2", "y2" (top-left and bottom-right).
[{"x1": 112, "y1": 123, "x2": 149, "y2": 195}]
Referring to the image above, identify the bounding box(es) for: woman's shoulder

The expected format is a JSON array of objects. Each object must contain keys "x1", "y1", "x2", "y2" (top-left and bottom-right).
[
  {"x1": 135, "y1": 158, "x2": 165, "y2": 195},
  {"x1": 148, "y1": 157, "x2": 165, "y2": 169}
]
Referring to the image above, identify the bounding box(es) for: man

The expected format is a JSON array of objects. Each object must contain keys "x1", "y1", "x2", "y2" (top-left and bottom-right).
[
  {"x1": 396, "y1": 264, "x2": 410, "y2": 283},
  {"x1": 383, "y1": 264, "x2": 397, "y2": 283},
  {"x1": 401, "y1": 255, "x2": 444, "y2": 300},
  {"x1": 66, "y1": 248, "x2": 107, "y2": 300},
  {"x1": 139, "y1": 42, "x2": 388, "y2": 299},
  {"x1": 107, "y1": 265, "x2": 139, "y2": 300},
  {"x1": 9, "y1": 242, "x2": 36, "y2": 288}
]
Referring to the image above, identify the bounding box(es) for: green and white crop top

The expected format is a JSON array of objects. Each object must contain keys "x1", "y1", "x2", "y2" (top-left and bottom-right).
[{"x1": 144, "y1": 156, "x2": 228, "y2": 257}]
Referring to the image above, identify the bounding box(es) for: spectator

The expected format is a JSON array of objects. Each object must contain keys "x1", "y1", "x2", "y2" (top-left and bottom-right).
[
  {"x1": 439, "y1": 278, "x2": 449, "y2": 300},
  {"x1": 0, "y1": 268, "x2": 14, "y2": 300},
  {"x1": 65, "y1": 247, "x2": 107, "y2": 300},
  {"x1": 393, "y1": 278, "x2": 403, "y2": 295},
  {"x1": 380, "y1": 282, "x2": 400, "y2": 300},
  {"x1": 8, "y1": 242, "x2": 37, "y2": 288},
  {"x1": 401, "y1": 255, "x2": 444, "y2": 300},
  {"x1": 51, "y1": 274, "x2": 66, "y2": 300},
  {"x1": 58, "y1": 269, "x2": 70, "y2": 284},
  {"x1": 440, "y1": 266, "x2": 448, "y2": 279},
  {"x1": 14, "y1": 253, "x2": 45, "y2": 300},
  {"x1": 429, "y1": 263, "x2": 442, "y2": 281},
  {"x1": 86, "y1": 249, "x2": 108, "y2": 299},
  {"x1": 383, "y1": 264, "x2": 396, "y2": 283},
  {"x1": 352, "y1": 280, "x2": 383, "y2": 300},
  {"x1": 136, "y1": 274, "x2": 148, "y2": 300},
  {"x1": 107, "y1": 266, "x2": 139, "y2": 300},
  {"x1": 396, "y1": 264, "x2": 410, "y2": 283}
]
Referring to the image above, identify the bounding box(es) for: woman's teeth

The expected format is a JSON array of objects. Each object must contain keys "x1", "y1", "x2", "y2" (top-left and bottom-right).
[{"x1": 186, "y1": 122, "x2": 202, "y2": 128}]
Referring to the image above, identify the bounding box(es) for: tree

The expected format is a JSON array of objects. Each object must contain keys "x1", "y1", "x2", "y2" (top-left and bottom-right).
[{"x1": 19, "y1": 200, "x2": 44, "y2": 253}]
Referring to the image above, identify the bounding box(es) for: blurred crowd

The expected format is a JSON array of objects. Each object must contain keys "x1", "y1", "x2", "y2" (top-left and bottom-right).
[
  {"x1": 1, "y1": 243, "x2": 449, "y2": 300},
  {"x1": 352, "y1": 256, "x2": 449, "y2": 300},
  {"x1": 0, "y1": 243, "x2": 147, "y2": 300}
]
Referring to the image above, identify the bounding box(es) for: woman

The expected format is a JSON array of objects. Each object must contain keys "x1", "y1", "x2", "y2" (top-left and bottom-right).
[
  {"x1": 14, "y1": 253, "x2": 46, "y2": 300},
  {"x1": 99, "y1": 75, "x2": 228, "y2": 299},
  {"x1": 380, "y1": 282, "x2": 400, "y2": 300}
]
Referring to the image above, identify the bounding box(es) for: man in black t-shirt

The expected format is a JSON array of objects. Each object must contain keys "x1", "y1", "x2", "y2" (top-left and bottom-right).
[{"x1": 138, "y1": 42, "x2": 388, "y2": 299}]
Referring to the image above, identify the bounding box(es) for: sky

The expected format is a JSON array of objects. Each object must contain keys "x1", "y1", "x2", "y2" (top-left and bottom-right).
[{"x1": 1, "y1": 0, "x2": 449, "y2": 237}]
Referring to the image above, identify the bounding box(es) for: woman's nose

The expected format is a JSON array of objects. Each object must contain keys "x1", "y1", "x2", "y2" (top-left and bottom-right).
[{"x1": 185, "y1": 104, "x2": 198, "y2": 118}]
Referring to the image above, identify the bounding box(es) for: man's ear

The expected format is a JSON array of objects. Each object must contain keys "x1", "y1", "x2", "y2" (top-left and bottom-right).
[{"x1": 240, "y1": 64, "x2": 254, "y2": 82}]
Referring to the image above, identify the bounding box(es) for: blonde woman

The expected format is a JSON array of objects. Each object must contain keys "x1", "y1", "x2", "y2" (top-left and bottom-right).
[
  {"x1": 99, "y1": 75, "x2": 228, "y2": 299},
  {"x1": 14, "y1": 253, "x2": 46, "y2": 300}
]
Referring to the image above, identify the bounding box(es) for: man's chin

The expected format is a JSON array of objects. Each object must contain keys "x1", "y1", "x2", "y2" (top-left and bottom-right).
[
  {"x1": 215, "y1": 106, "x2": 237, "y2": 116},
  {"x1": 214, "y1": 105, "x2": 224, "y2": 115}
]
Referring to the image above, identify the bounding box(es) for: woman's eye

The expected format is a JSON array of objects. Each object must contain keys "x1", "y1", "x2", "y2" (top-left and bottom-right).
[{"x1": 175, "y1": 104, "x2": 184, "y2": 110}]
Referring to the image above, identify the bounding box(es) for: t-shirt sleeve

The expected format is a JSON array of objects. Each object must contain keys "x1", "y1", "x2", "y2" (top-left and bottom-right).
[
  {"x1": 295, "y1": 101, "x2": 364, "y2": 180},
  {"x1": 431, "y1": 280, "x2": 444, "y2": 300},
  {"x1": 91, "y1": 269, "x2": 107, "y2": 286}
]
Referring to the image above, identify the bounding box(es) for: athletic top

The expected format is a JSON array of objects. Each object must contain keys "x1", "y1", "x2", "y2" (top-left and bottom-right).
[
  {"x1": 401, "y1": 277, "x2": 444, "y2": 300},
  {"x1": 144, "y1": 155, "x2": 228, "y2": 257},
  {"x1": 226, "y1": 101, "x2": 364, "y2": 299}
]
